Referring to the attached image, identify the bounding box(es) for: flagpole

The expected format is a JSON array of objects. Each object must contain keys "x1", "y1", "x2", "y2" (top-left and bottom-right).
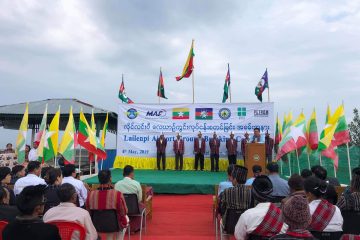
[
  {"x1": 101, "y1": 159, "x2": 104, "y2": 170},
  {"x1": 268, "y1": 88, "x2": 270, "y2": 102},
  {"x1": 319, "y1": 151, "x2": 322, "y2": 166},
  {"x1": 288, "y1": 153, "x2": 292, "y2": 176},
  {"x1": 280, "y1": 159, "x2": 283, "y2": 176},
  {"x1": 307, "y1": 152, "x2": 311, "y2": 169},
  {"x1": 159, "y1": 67, "x2": 161, "y2": 104},
  {"x1": 78, "y1": 145, "x2": 82, "y2": 173},
  {"x1": 192, "y1": 39, "x2": 195, "y2": 104},
  {"x1": 295, "y1": 149, "x2": 301, "y2": 174},
  {"x1": 347, "y1": 143, "x2": 352, "y2": 181}
]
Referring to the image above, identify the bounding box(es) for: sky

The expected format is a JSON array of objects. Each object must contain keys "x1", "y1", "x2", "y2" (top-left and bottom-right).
[{"x1": 0, "y1": 0, "x2": 359, "y2": 148}]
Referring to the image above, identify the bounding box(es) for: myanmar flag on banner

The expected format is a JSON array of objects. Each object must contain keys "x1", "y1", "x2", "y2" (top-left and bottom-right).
[
  {"x1": 157, "y1": 69, "x2": 167, "y2": 99},
  {"x1": 59, "y1": 107, "x2": 76, "y2": 163},
  {"x1": 119, "y1": 76, "x2": 134, "y2": 104},
  {"x1": 172, "y1": 108, "x2": 189, "y2": 120},
  {"x1": 16, "y1": 103, "x2": 28, "y2": 164},
  {"x1": 195, "y1": 108, "x2": 213, "y2": 120},
  {"x1": 307, "y1": 108, "x2": 319, "y2": 150},
  {"x1": 255, "y1": 69, "x2": 269, "y2": 102},
  {"x1": 176, "y1": 40, "x2": 195, "y2": 81},
  {"x1": 222, "y1": 64, "x2": 231, "y2": 103},
  {"x1": 276, "y1": 112, "x2": 307, "y2": 160},
  {"x1": 42, "y1": 107, "x2": 60, "y2": 162}
]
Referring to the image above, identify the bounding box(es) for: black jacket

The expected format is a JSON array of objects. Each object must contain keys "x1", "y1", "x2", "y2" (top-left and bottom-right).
[{"x1": 0, "y1": 205, "x2": 19, "y2": 223}]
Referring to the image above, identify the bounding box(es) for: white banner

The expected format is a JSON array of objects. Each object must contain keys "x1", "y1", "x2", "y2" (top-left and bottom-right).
[{"x1": 117, "y1": 103, "x2": 274, "y2": 158}]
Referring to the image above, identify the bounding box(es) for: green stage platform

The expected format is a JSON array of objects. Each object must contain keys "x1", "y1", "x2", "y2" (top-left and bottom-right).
[{"x1": 84, "y1": 169, "x2": 226, "y2": 194}]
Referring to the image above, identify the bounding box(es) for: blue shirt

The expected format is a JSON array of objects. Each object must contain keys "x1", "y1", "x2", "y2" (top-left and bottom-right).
[
  {"x1": 218, "y1": 180, "x2": 233, "y2": 196},
  {"x1": 268, "y1": 174, "x2": 289, "y2": 197},
  {"x1": 245, "y1": 177, "x2": 255, "y2": 186},
  {"x1": 251, "y1": 135, "x2": 265, "y2": 143}
]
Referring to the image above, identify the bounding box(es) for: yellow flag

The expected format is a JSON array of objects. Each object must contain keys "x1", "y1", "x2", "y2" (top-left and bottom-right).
[{"x1": 16, "y1": 103, "x2": 28, "y2": 163}]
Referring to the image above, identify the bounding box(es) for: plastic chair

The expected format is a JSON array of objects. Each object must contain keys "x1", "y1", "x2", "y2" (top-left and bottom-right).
[
  {"x1": 90, "y1": 209, "x2": 130, "y2": 240},
  {"x1": 310, "y1": 231, "x2": 343, "y2": 240},
  {"x1": 123, "y1": 193, "x2": 146, "y2": 240},
  {"x1": 342, "y1": 211, "x2": 360, "y2": 235},
  {"x1": 0, "y1": 221, "x2": 8, "y2": 240},
  {"x1": 48, "y1": 221, "x2": 86, "y2": 240},
  {"x1": 341, "y1": 234, "x2": 360, "y2": 240},
  {"x1": 218, "y1": 209, "x2": 245, "y2": 240}
]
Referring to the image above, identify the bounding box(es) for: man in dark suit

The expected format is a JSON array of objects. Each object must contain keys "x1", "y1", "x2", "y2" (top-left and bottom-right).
[
  {"x1": 241, "y1": 132, "x2": 250, "y2": 162},
  {"x1": 226, "y1": 132, "x2": 237, "y2": 165},
  {"x1": 265, "y1": 131, "x2": 274, "y2": 163},
  {"x1": 194, "y1": 131, "x2": 206, "y2": 171},
  {"x1": 156, "y1": 133, "x2": 167, "y2": 170},
  {"x1": 173, "y1": 133, "x2": 185, "y2": 171},
  {"x1": 209, "y1": 132, "x2": 220, "y2": 172}
]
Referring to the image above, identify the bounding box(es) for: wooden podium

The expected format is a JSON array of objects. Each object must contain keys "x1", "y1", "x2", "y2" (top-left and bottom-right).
[{"x1": 245, "y1": 143, "x2": 266, "y2": 174}]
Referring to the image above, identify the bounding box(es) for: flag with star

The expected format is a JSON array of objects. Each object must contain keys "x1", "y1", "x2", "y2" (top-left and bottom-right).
[
  {"x1": 157, "y1": 69, "x2": 167, "y2": 99},
  {"x1": 195, "y1": 108, "x2": 213, "y2": 120},
  {"x1": 255, "y1": 68, "x2": 269, "y2": 102},
  {"x1": 59, "y1": 106, "x2": 76, "y2": 163},
  {"x1": 222, "y1": 63, "x2": 231, "y2": 103},
  {"x1": 40, "y1": 107, "x2": 60, "y2": 162},
  {"x1": 276, "y1": 112, "x2": 307, "y2": 160},
  {"x1": 15, "y1": 103, "x2": 28, "y2": 164},
  {"x1": 78, "y1": 110, "x2": 107, "y2": 160},
  {"x1": 176, "y1": 40, "x2": 195, "y2": 81},
  {"x1": 274, "y1": 113, "x2": 282, "y2": 154},
  {"x1": 35, "y1": 104, "x2": 47, "y2": 144},
  {"x1": 119, "y1": 75, "x2": 134, "y2": 104},
  {"x1": 172, "y1": 108, "x2": 189, "y2": 120}
]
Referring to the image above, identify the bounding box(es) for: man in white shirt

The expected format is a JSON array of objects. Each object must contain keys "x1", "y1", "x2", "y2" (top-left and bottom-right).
[
  {"x1": 235, "y1": 176, "x2": 287, "y2": 240},
  {"x1": 115, "y1": 165, "x2": 142, "y2": 202},
  {"x1": 28, "y1": 141, "x2": 39, "y2": 161},
  {"x1": 43, "y1": 183, "x2": 98, "y2": 240},
  {"x1": 14, "y1": 161, "x2": 46, "y2": 195},
  {"x1": 61, "y1": 164, "x2": 88, "y2": 208}
]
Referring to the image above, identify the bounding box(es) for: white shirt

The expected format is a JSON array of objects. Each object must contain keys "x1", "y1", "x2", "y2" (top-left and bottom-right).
[
  {"x1": 14, "y1": 173, "x2": 46, "y2": 195},
  {"x1": 234, "y1": 202, "x2": 288, "y2": 240},
  {"x1": 309, "y1": 199, "x2": 343, "y2": 232},
  {"x1": 62, "y1": 176, "x2": 88, "y2": 207},
  {"x1": 28, "y1": 148, "x2": 38, "y2": 161},
  {"x1": 43, "y1": 202, "x2": 98, "y2": 240}
]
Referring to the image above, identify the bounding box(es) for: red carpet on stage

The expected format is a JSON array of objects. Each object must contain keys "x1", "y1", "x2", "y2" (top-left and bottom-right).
[{"x1": 131, "y1": 194, "x2": 215, "y2": 240}]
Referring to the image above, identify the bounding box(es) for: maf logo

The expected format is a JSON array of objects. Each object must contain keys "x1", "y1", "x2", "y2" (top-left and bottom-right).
[{"x1": 145, "y1": 109, "x2": 168, "y2": 119}]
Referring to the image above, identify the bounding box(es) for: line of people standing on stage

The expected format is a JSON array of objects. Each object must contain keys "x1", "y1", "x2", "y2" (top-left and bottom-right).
[{"x1": 155, "y1": 128, "x2": 274, "y2": 172}]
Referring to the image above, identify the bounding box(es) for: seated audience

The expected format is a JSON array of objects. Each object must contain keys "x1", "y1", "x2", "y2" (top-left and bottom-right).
[
  {"x1": 44, "y1": 168, "x2": 62, "y2": 213},
  {"x1": 87, "y1": 170, "x2": 128, "y2": 232},
  {"x1": 14, "y1": 161, "x2": 46, "y2": 195},
  {"x1": 220, "y1": 165, "x2": 253, "y2": 228},
  {"x1": 2, "y1": 185, "x2": 61, "y2": 240},
  {"x1": 43, "y1": 183, "x2": 98, "y2": 240},
  {"x1": 115, "y1": 165, "x2": 142, "y2": 202},
  {"x1": 281, "y1": 173, "x2": 306, "y2": 207},
  {"x1": 0, "y1": 186, "x2": 19, "y2": 222},
  {"x1": 304, "y1": 176, "x2": 343, "y2": 232},
  {"x1": 3, "y1": 143, "x2": 14, "y2": 154},
  {"x1": 218, "y1": 164, "x2": 235, "y2": 195},
  {"x1": 266, "y1": 162, "x2": 289, "y2": 197},
  {"x1": 115, "y1": 165, "x2": 143, "y2": 232},
  {"x1": 245, "y1": 165, "x2": 262, "y2": 186},
  {"x1": 24, "y1": 145, "x2": 31, "y2": 162},
  {"x1": 311, "y1": 165, "x2": 338, "y2": 204},
  {"x1": 61, "y1": 164, "x2": 87, "y2": 208},
  {"x1": 235, "y1": 175, "x2": 287, "y2": 239},
  {"x1": 0, "y1": 167, "x2": 16, "y2": 205},
  {"x1": 41, "y1": 166, "x2": 52, "y2": 179},
  {"x1": 10, "y1": 165, "x2": 26, "y2": 184},
  {"x1": 337, "y1": 167, "x2": 360, "y2": 211},
  {"x1": 271, "y1": 195, "x2": 316, "y2": 239},
  {"x1": 301, "y1": 169, "x2": 312, "y2": 179}
]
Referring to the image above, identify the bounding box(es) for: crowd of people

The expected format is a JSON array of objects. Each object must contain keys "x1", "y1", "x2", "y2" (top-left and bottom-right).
[
  {"x1": 156, "y1": 128, "x2": 274, "y2": 171},
  {"x1": 217, "y1": 162, "x2": 359, "y2": 239},
  {"x1": 0, "y1": 161, "x2": 144, "y2": 240}
]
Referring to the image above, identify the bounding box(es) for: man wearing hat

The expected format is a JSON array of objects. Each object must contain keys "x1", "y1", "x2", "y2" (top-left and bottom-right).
[
  {"x1": 271, "y1": 195, "x2": 316, "y2": 239},
  {"x1": 226, "y1": 132, "x2": 237, "y2": 165},
  {"x1": 28, "y1": 141, "x2": 39, "y2": 161},
  {"x1": 194, "y1": 131, "x2": 206, "y2": 171},
  {"x1": 220, "y1": 165, "x2": 253, "y2": 230},
  {"x1": 235, "y1": 175, "x2": 286, "y2": 240},
  {"x1": 209, "y1": 132, "x2": 220, "y2": 172},
  {"x1": 173, "y1": 133, "x2": 184, "y2": 171},
  {"x1": 240, "y1": 132, "x2": 250, "y2": 162},
  {"x1": 156, "y1": 133, "x2": 167, "y2": 170}
]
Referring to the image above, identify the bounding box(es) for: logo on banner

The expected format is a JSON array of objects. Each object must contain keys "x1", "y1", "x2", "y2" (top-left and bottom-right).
[
  {"x1": 172, "y1": 108, "x2": 190, "y2": 120},
  {"x1": 126, "y1": 108, "x2": 138, "y2": 119},
  {"x1": 254, "y1": 109, "x2": 269, "y2": 117},
  {"x1": 145, "y1": 109, "x2": 168, "y2": 119},
  {"x1": 218, "y1": 108, "x2": 231, "y2": 120},
  {"x1": 237, "y1": 107, "x2": 247, "y2": 118},
  {"x1": 195, "y1": 108, "x2": 213, "y2": 120}
]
